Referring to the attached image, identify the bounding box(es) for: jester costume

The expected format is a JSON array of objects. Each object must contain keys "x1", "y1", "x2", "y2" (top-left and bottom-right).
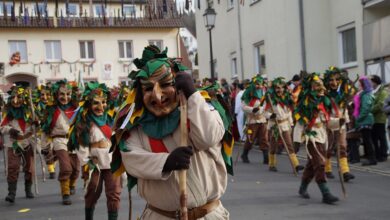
[
  {"x1": 323, "y1": 67, "x2": 355, "y2": 182},
  {"x1": 240, "y1": 75, "x2": 270, "y2": 164},
  {"x1": 264, "y1": 78, "x2": 303, "y2": 172},
  {"x1": 68, "y1": 82, "x2": 121, "y2": 220},
  {"x1": 35, "y1": 85, "x2": 57, "y2": 179},
  {"x1": 41, "y1": 80, "x2": 80, "y2": 205},
  {"x1": 293, "y1": 73, "x2": 339, "y2": 204},
  {"x1": 111, "y1": 45, "x2": 229, "y2": 219},
  {"x1": 1, "y1": 86, "x2": 35, "y2": 203}
]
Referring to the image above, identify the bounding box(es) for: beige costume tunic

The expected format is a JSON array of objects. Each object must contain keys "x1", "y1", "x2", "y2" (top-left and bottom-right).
[
  {"x1": 241, "y1": 99, "x2": 267, "y2": 124},
  {"x1": 265, "y1": 103, "x2": 293, "y2": 132},
  {"x1": 1, "y1": 119, "x2": 34, "y2": 149},
  {"x1": 121, "y1": 92, "x2": 229, "y2": 220},
  {"x1": 77, "y1": 123, "x2": 112, "y2": 170},
  {"x1": 51, "y1": 109, "x2": 71, "y2": 152},
  {"x1": 293, "y1": 112, "x2": 328, "y2": 144}
]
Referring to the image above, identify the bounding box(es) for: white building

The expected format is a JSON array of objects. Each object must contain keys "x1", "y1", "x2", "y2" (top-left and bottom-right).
[
  {"x1": 195, "y1": 0, "x2": 390, "y2": 83},
  {"x1": 0, "y1": 0, "x2": 185, "y2": 90}
]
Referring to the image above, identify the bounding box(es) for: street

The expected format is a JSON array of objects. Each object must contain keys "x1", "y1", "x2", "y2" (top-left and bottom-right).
[{"x1": 1, "y1": 145, "x2": 390, "y2": 220}]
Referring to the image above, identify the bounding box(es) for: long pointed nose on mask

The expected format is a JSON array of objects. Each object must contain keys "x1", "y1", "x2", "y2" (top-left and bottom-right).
[{"x1": 152, "y1": 82, "x2": 163, "y2": 105}]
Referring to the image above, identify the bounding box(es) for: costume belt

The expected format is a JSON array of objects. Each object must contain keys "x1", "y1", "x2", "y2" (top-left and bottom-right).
[
  {"x1": 50, "y1": 135, "x2": 67, "y2": 139},
  {"x1": 146, "y1": 200, "x2": 220, "y2": 220},
  {"x1": 90, "y1": 140, "x2": 110, "y2": 149},
  {"x1": 271, "y1": 118, "x2": 289, "y2": 124},
  {"x1": 15, "y1": 132, "x2": 33, "y2": 140},
  {"x1": 313, "y1": 123, "x2": 323, "y2": 128}
]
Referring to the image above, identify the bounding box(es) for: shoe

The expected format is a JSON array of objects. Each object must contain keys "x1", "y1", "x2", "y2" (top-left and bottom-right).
[
  {"x1": 25, "y1": 181, "x2": 34, "y2": 199},
  {"x1": 262, "y1": 150, "x2": 269, "y2": 165},
  {"x1": 343, "y1": 172, "x2": 355, "y2": 182},
  {"x1": 5, "y1": 182, "x2": 17, "y2": 203},
  {"x1": 326, "y1": 172, "x2": 335, "y2": 179},
  {"x1": 49, "y1": 172, "x2": 56, "y2": 179},
  {"x1": 377, "y1": 157, "x2": 387, "y2": 162},
  {"x1": 241, "y1": 154, "x2": 250, "y2": 163},
  {"x1": 298, "y1": 188, "x2": 310, "y2": 199},
  {"x1": 269, "y1": 166, "x2": 278, "y2": 172},
  {"x1": 295, "y1": 165, "x2": 304, "y2": 172},
  {"x1": 62, "y1": 195, "x2": 72, "y2": 205},
  {"x1": 70, "y1": 187, "x2": 75, "y2": 195},
  {"x1": 349, "y1": 160, "x2": 360, "y2": 164},
  {"x1": 362, "y1": 160, "x2": 377, "y2": 166},
  {"x1": 322, "y1": 193, "x2": 339, "y2": 204}
]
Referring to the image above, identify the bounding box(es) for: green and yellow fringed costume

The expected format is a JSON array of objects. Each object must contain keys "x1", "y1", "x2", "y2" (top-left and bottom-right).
[
  {"x1": 323, "y1": 66, "x2": 357, "y2": 181},
  {"x1": 199, "y1": 82, "x2": 235, "y2": 175}
]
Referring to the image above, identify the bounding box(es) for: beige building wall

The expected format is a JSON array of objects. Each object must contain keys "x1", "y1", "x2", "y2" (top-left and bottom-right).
[
  {"x1": 0, "y1": 28, "x2": 179, "y2": 87},
  {"x1": 195, "y1": 0, "x2": 366, "y2": 82}
]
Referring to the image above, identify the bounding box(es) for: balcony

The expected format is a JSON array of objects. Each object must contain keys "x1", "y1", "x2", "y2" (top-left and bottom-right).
[
  {"x1": 362, "y1": 0, "x2": 390, "y2": 8},
  {"x1": 0, "y1": 14, "x2": 184, "y2": 29},
  {"x1": 363, "y1": 14, "x2": 390, "y2": 60}
]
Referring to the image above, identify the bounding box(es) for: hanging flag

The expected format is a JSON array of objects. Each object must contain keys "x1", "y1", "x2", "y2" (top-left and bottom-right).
[
  {"x1": 35, "y1": 1, "x2": 40, "y2": 20},
  {"x1": 163, "y1": 0, "x2": 167, "y2": 13},
  {"x1": 89, "y1": 0, "x2": 93, "y2": 18},
  {"x1": 79, "y1": 0, "x2": 83, "y2": 17},
  {"x1": 55, "y1": 0, "x2": 58, "y2": 17},
  {"x1": 65, "y1": 0, "x2": 69, "y2": 17},
  {"x1": 11, "y1": 1, "x2": 15, "y2": 21},
  {"x1": 121, "y1": 0, "x2": 124, "y2": 17},
  {"x1": 18, "y1": 0, "x2": 22, "y2": 17},
  {"x1": 198, "y1": 0, "x2": 200, "y2": 9},
  {"x1": 104, "y1": 0, "x2": 107, "y2": 8},
  {"x1": 185, "y1": 0, "x2": 189, "y2": 11}
]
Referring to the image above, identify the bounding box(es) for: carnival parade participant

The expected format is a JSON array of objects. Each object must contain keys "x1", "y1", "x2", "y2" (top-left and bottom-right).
[
  {"x1": 113, "y1": 45, "x2": 229, "y2": 219},
  {"x1": 36, "y1": 85, "x2": 57, "y2": 179},
  {"x1": 323, "y1": 67, "x2": 355, "y2": 182},
  {"x1": 240, "y1": 75, "x2": 270, "y2": 164},
  {"x1": 264, "y1": 77, "x2": 304, "y2": 173},
  {"x1": 294, "y1": 73, "x2": 339, "y2": 204},
  {"x1": 1, "y1": 86, "x2": 36, "y2": 203},
  {"x1": 41, "y1": 80, "x2": 80, "y2": 205},
  {"x1": 68, "y1": 82, "x2": 121, "y2": 220}
]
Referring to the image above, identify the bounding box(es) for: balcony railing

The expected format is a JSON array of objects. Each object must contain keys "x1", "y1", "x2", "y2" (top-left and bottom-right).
[{"x1": 0, "y1": 14, "x2": 184, "y2": 28}]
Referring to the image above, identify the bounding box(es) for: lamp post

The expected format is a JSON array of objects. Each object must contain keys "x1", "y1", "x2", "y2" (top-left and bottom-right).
[{"x1": 203, "y1": 6, "x2": 216, "y2": 80}]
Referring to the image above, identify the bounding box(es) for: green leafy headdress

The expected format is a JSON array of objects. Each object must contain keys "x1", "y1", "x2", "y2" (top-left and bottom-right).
[
  {"x1": 323, "y1": 66, "x2": 356, "y2": 107},
  {"x1": 68, "y1": 82, "x2": 111, "y2": 151},
  {"x1": 266, "y1": 77, "x2": 292, "y2": 107},
  {"x1": 3, "y1": 86, "x2": 32, "y2": 122},
  {"x1": 241, "y1": 75, "x2": 266, "y2": 104}
]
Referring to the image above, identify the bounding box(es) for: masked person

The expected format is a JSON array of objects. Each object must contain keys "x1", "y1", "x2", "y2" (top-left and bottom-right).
[
  {"x1": 68, "y1": 83, "x2": 121, "y2": 220},
  {"x1": 294, "y1": 73, "x2": 339, "y2": 204},
  {"x1": 323, "y1": 67, "x2": 355, "y2": 182},
  {"x1": 36, "y1": 85, "x2": 57, "y2": 179},
  {"x1": 113, "y1": 45, "x2": 229, "y2": 220},
  {"x1": 42, "y1": 80, "x2": 80, "y2": 205},
  {"x1": 1, "y1": 86, "x2": 35, "y2": 203},
  {"x1": 264, "y1": 77, "x2": 304, "y2": 173},
  {"x1": 240, "y1": 75, "x2": 270, "y2": 164}
]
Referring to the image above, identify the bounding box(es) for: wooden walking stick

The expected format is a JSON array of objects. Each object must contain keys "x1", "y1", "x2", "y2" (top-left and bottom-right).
[
  {"x1": 178, "y1": 91, "x2": 188, "y2": 220},
  {"x1": 266, "y1": 94, "x2": 298, "y2": 176},
  {"x1": 335, "y1": 130, "x2": 347, "y2": 199},
  {"x1": 28, "y1": 89, "x2": 39, "y2": 194}
]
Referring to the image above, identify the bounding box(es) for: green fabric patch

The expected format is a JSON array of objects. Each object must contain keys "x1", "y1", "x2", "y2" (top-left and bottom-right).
[{"x1": 138, "y1": 108, "x2": 180, "y2": 139}]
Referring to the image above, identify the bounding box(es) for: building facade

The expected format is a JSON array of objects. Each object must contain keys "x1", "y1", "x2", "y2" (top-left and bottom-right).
[
  {"x1": 0, "y1": 0, "x2": 184, "y2": 90},
  {"x1": 195, "y1": 0, "x2": 390, "y2": 83}
]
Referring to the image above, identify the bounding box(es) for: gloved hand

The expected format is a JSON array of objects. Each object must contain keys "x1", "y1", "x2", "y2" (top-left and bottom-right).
[
  {"x1": 270, "y1": 113, "x2": 277, "y2": 119},
  {"x1": 252, "y1": 107, "x2": 260, "y2": 113},
  {"x1": 9, "y1": 128, "x2": 20, "y2": 139},
  {"x1": 163, "y1": 146, "x2": 194, "y2": 172},
  {"x1": 174, "y1": 72, "x2": 196, "y2": 99},
  {"x1": 339, "y1": 118, "x2": 346, "y2": 127}
]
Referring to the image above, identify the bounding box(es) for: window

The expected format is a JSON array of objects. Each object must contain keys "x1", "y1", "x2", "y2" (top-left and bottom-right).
[
  {"x1": 118, "y1": 41, "x2": 133, "y2": 59},
  {"x1": 231, "y1": 56, "x2": 238, "y2": 78},
  {"x1": 227, "y1": 0, "x2": 234, "y2": 10},
  {"x1": 79, "y1": 41, "x2": 95, "y2": 60},
  {"x1": 45, "y1": 41, "x2": 62, "y2": 62},
  {"x1": 94, "y1": 4, "x2": 105, "y2": 17},
  {"x1": 67, "y1": 3, "x2": 79, "y2": 17},
  {"x1": 254, "y1": 41, "x2": 266, "y2": 74},
  {"x1": 148, "y1": 40, "x2": 163, "y2": 50},
  {"x1": 123, "y1": 4, "x2": 136, "y2": 17},
  {"x1": 0, "y1": 2, "x2": 13, "y2": 16},
  {"x1": 8, "y1": 40, "x2": 28, "y2": 63},
  {"x1": 338, "y1": 23, "x2": 357, "y2": 68},
  {"x1": 35, "y1": 3, "x2": 47, "y2": 17}
]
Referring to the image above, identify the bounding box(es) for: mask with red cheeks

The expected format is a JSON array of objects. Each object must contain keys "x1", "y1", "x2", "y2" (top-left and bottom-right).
[
  {"x1": 141, "y1": 65, "x2": 178, "y2": 117},
  {"x1": 57, "y1": 85, "x2": 72, "y2": 105}
]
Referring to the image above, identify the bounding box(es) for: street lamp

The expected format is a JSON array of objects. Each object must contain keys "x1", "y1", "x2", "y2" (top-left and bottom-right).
[{"x1": 203, "y1": 7, "x2": 216, "y2": 80}]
